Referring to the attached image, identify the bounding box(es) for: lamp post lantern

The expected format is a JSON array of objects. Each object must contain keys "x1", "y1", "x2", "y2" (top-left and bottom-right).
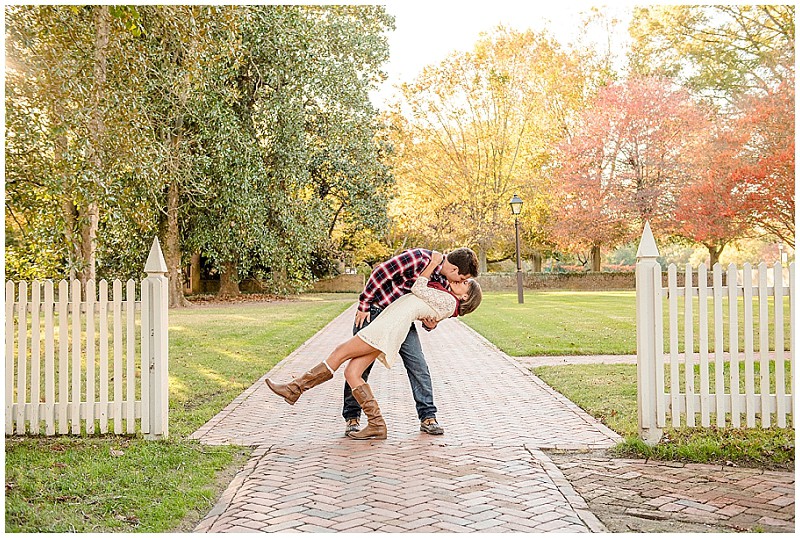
[{"x1": 509, "y1": 194, "x2": 524, "y2": 304}]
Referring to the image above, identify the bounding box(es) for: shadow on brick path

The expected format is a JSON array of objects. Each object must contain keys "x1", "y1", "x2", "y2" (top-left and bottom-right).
[{"x1": 191, "y1": 304, "x2": 794, "y2": 533}]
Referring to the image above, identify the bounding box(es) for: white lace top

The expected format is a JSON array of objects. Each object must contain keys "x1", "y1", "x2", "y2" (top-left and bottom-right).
[
  {"x1": 356, "y1": 275, "x2": 458, "y2": 369},
  {"x1": 411, "y1": 276, "x2": 457, "y2": 320}
]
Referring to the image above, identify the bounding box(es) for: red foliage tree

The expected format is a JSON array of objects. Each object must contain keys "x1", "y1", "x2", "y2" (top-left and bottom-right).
[
  {"x1": 671, "y1": 131, "x2": 752, "y2": 266},
  {"x1": 671, "y1": 80, "x2": 794, "y2": 261},
  {"x1": 552, "y1": 76, "x2": 711, "y2": 269},
  {"x1": 734, "y1": 81, "x2": 795, "y2": 247}
]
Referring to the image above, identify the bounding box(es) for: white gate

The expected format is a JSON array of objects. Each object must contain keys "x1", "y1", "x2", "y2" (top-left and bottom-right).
[
  {"x1": 5, "y1": 238, "x2": 169, "y2": 439},
  {"x1": 636, "y1": 223, "x2": 794, "y2": 444}
]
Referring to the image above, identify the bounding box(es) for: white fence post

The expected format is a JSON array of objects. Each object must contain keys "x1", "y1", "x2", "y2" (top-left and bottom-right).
[
  {"x1": 142, "y1": 237, "x2": 169, "y2": 440},
  {"x1": 636, "y1": 222, "x2": 663, "y2": 445}
]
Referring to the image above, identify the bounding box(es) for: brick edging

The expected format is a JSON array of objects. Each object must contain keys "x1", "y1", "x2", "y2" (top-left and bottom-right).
[
  {"x1": 194, "y1": 445, "x2": 274, "y2": 531},
  {"x1": 526, "y1": 446, "x2": 609, "y2": 532}
]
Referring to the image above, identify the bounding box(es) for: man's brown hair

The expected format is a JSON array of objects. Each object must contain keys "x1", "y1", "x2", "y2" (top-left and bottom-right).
[
  {"x1": 447, "y1": 247, "x2": 479, "y2": 277},
  {"x1": 458, "y1": 280, "x2": 482, "y2": 316}
]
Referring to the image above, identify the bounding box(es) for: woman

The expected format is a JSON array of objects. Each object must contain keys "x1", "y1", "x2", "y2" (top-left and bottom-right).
[{"x1": 266, "y1": 251, "x2": 482, "y2": 440}]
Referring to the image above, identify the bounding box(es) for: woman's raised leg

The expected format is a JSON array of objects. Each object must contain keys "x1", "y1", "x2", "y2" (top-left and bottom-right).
[
  {"x1": 324, "y1": 336, "x2": 379, "y2": 372},
  {"x1": 344, "y1": 354, "x2": 379, "y2": 389},
  {"x1": 265, "y1": 336, "x2": 377, "y2": 405}
]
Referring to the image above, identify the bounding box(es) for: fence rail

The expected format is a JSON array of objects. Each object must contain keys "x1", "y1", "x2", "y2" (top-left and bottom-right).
[
  {"x1": 4, "y1": 238, "x2": 169, "y2": 439},
  {"x1": 635, "y1": 223, "x2": 794, "y2": 444}
]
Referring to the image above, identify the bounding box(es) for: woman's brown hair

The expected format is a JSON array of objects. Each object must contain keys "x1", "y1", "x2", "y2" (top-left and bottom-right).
[{"x1": 458, "y1": 279, "x2": 482, "y2": 316}]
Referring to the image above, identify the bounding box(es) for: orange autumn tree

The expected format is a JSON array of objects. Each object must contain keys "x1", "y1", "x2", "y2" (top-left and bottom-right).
[
  {"x1": 552, "y1": 76, "x2": 711, "y2": 270},
  {"x1": 735, "y1": 81, "x2": 795, "y2": 248},
  {"x1": 671, "y1": 130, "x2": 752, "y2": 266},
  {"x1": 671, "y1": 81, "x2": 794, "y2": 263}
]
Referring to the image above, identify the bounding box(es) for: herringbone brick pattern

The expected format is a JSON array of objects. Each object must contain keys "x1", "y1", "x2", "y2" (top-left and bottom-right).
[
  {"x1": 192, "y1": 304, "x2": 617, "y2": 532},
  {"x1": 195, "y1": 442, "x2": 601, "y2": 533}
]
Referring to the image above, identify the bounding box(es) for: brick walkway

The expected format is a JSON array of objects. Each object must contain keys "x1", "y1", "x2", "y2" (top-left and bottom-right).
[
  {"x1": 191, "y1": 304, "x2": 618, "y2": 532},
  {"x1": 191, "y1": 304, "x2": 795, "y2": 533}
]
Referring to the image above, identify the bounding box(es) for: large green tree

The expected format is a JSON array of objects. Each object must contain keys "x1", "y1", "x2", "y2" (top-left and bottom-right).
[
  {"x1": 5, "y1": 5, "x2": 394, "y2": 304},
  {"x1": 5, "y1": 5, "x2": 154, "y2": 284},
  {"x1": 185, "y1": 5, "x2": 394, "y2": 296}
]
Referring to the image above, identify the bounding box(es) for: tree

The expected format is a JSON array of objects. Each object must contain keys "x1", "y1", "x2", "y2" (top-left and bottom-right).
[
  {"x1": 629, "y1": 5, "x2": 795, "y2": 105},
  {"x1": 388, "y1": 27, "x2": 595, "y2": 271},
  {"x1": 551, "y1": 76, "x2": 711, "y2": 269},
  {"x1": 5, "y1": 5, "x2": 155, "y2": 284},
  {"x1": 671, "y1": 129, "x2": 752, "y2": 266},
  {"x1": 6, "y1": 5, "x2": 394, "y2": 299},
  {"x1": 733, "y1": 81, "x2": 795, "y2": 247},
  {"x1": 181, "y1": 5, "x2": 394, "y2": 297}
]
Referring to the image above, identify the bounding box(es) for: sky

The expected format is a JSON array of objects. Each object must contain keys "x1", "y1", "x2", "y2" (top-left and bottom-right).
[{"x1": 371, "y1": 1, "x2": 634, "y2": 107}]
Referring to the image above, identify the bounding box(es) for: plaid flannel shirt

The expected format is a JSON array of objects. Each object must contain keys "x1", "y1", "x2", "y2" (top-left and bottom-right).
[{"x1": 358, "y1": 248, "x2": 449, "y2": 312}]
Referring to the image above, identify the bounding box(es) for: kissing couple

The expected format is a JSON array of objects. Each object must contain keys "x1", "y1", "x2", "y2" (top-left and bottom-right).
[{"x1": 266, "y1": 247, "x2": 482, "y2": 440}]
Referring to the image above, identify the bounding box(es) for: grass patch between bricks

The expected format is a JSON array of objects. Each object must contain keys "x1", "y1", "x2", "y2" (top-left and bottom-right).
[{"x1": 4, "y1": 293, "x2": 356, "y2": 533}]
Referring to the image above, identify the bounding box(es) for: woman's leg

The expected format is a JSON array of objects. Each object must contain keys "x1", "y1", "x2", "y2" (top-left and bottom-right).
[
  {"x1": 344, "y1": 354, "x2": 379, "y2": 389},
  {"x1": 324, "y1": 336, "x2": 379, "y2": 371},
  {"x1": 265, "y1": 336, "x2": 378, "y2": 406}
]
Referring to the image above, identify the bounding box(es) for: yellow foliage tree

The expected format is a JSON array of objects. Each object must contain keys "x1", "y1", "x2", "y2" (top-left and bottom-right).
[{"x1": 386, "y1": 27, "x2": 596, "y2": 271}]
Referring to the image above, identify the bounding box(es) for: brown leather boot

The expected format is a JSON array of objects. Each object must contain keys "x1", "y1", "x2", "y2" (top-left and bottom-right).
[
  {"x1": 347, "y1": 384, "x2": 387, "y2": 440},
  {"x1": 265, "y1": 363, "x2": 333, "y2": 405}
]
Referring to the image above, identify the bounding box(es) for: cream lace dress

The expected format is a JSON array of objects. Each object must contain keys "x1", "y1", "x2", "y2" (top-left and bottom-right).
[{"x1": 356, "y1": 276, "x2": 457, "y2": 369}]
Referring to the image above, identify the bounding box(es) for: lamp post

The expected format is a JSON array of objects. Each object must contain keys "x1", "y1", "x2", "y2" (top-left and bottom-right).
[{"x1": 509, "y1": 194, "x2": 524, "y2": 304}]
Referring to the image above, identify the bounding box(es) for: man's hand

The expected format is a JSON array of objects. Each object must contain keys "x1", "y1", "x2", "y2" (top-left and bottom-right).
[
  {"x1": 421, "y1": 317, "x2": 439, "y2": 330},
  {"x1": 354, "y1": 310, "x2": 370, "y2": 329}
]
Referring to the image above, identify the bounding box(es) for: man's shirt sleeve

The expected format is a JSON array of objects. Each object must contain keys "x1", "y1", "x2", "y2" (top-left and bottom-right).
[{"x1": 358, "y1": 249, "x2": 431, "y2": 311}]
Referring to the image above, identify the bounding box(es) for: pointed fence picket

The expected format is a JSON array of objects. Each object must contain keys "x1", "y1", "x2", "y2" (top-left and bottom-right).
[
  {"x1": 4, "y1": 238, "x2": 169, "y2": 439},
  {"x1": 636, "y1": 224, "x2": 794, "y2": 444}
]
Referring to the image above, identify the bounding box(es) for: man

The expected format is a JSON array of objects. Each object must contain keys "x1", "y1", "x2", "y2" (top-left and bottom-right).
[{"x1": 343, "y1": 247, "x2": 479, "y2": 436}]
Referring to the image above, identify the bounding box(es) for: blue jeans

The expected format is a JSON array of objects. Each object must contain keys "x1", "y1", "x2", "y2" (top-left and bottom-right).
[{"x1": 342, "y1": 304, "x2": 437, "y2": 421}]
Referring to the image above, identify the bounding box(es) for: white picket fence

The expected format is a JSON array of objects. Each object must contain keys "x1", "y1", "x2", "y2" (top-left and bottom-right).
[
  {"x1": 4, "y1": 238, "x2": 169, "y2": 439},
  {"x1": 636, "y1": 223, "x2": 794, "y2": 444}
]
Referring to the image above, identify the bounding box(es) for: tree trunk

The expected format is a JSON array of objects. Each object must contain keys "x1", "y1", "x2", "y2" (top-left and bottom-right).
[
  {"x1": 189, "y1": 253, "x2": 201, "y2": 294},
  {"x1": 707, "y1": 244, "x2": 725, "y2": 267},
  {"x1": 478, "y1": 248, "x2": 488, "y2": 274},
  {"x1": 78, "y1": 204, "x2": 99, "y2": 286},
  {"x1": 590, "y1": 245, "x2": 601, "y2": 272},
  {"x1": 218, "y1": 261, "x2": 241, "y2": 298},
  {"x1": 531, "y1": 250, "x2": 542, "y2": 273},
  {"x1": 77, "y1": 5, "x2": 110, "y2": 288},
  {"x1": 59, "y1": 145, "x2": 79, "y2": 281},
  {"x1": 164, "y1": 180, "x2": 190, "y2": 307}
]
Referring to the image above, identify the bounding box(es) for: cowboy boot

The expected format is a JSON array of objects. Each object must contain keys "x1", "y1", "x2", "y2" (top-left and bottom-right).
[
  {"x1": 265, "y1": 362, "x2": 333, "y2": 405},
  {"x1": 347, "y1": 383, "x2": 387, "y2": 440}
]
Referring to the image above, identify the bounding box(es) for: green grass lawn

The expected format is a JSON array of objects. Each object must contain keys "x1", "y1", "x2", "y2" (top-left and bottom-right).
[
  {"x1": 463, "y1": 290, "x2": 791, "y2": 356},
  {"x1": 462, "y1": 290, "x2": 794, "y2": 470},
  {"x1": 4, "y1": 293, "x2": 356, "y2": 533},
  {"x1": 462, "y1": 291, "x2": 637, "y2": 355},
  {"x1": 534, "y1": 363, "x2": 794, "y2": 470}
]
